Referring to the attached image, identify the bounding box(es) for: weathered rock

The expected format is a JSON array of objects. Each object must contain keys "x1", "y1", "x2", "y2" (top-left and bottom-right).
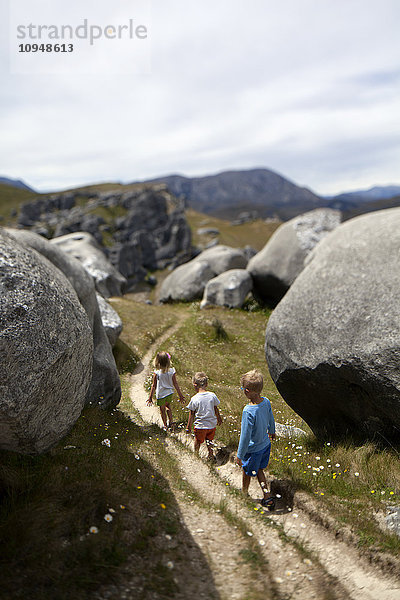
[
  {"x1": 18, "y1": 200, "x2": 44, "y2": 226},
  {"x1": 265, "y1": 208, "x2": 400, "y2": 442},
  {"x1": 231, "y1": 211, "x2": 258, "y2": 225},
  {"x1": 197, "y1": 227, "x2": 219, "y2": 236},
  {"x1": 50, "y1": 232, "x2": 127, "y2": 297},
  {"x1": 116, "y1": 190, "x2": 169, "y2": 233},
  {"x1": 154, "y1": 211, "x2": 193, "y2": 269},
  {"x1": 106, "y1": 240, "x2": 147, "y2": 290},
  {"x1": 7, "y1": 229, "x2": 121, "y2": 410},
  {"x1": 200, "y1": 269, "x2": 252, "y2": 309},
  {"x1": 248, "y1": 208, "x2": 342, "y2": 305},
  {"x1": 385, "y1": 507, "x2": 400, "y2": 538},
  {"x1": 18, "y1": 195, "x2": 76, "y2": 227},
  {"x1": 160, "y1": 260, "x2": 215, "y2": 302},
  {"x1": 242, "y1": 245, "x2": 257, "y2": 261},
  {"x1": 96, "y1": 294, "x2": 123, "y2": 347},
  {"x1": 160, "y1": 245, "x2": 248, "y2": 303},
  {"x1": 0, "y1": 229, "x2": 93, "y2": 454},
  {"x1": 16, "y1": 187, "x2": 193, "y2": 279},
  {"x1": 195, "y1": 245, "x2": 248, "y2": 274},
  {"x1": 274, "y1": 422, "x2": 307, "y2": 439}
]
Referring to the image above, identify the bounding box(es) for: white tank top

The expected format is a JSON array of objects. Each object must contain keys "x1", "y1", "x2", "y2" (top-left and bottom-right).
[{"x1": 155, "y1": 367, "x2": 175, "y2": 399}]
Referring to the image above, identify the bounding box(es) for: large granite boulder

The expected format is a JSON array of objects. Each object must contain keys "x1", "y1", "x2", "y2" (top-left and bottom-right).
[
  {"x1": 196, "y1": 245, "x2": 248, "y2": 274},
  {"x1": 7, "y1": 229, "x2": 121, "y2": 409},
  {"x1": 96, "y1": 293, "x2": 123, "y2": 347},
  {"x1": 160, "y1": 260, "x2": 215, "y2": 302},
  {"x1": 200, "y1": 269, "x2": 252, "y2": 309},
  {"x1": 265, "y1": 208, "x2": 400, "y2": 442},
  {"x1": 111, "y1": 191, "x2": 192, "y2": 274},
  {"x1": 248, "y1": 208, "x2": 341, "y2": 305},
  {"x1": 0, "y1": 229, "x2": 93, "y2": 454},
  {"x1": 50, "y1": 232, "x2": 127, "y2": 297},
  {"x1": 160, "y1": 245, "x2": 248, "y2": 303},
  {"x1": 106, "y1": 240, "x2": 147, "y2": 289},
  {"x1": 17, "y1": 194, "x2": 76, "y2": 227}
]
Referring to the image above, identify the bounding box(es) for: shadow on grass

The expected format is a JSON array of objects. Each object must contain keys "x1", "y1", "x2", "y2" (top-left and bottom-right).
[
  {"x1": 0, "y1": 406, "x2": 221, "y2": 600},
  {"x1": 113, "y1": 339, "x2": 140, "y2": 374}
]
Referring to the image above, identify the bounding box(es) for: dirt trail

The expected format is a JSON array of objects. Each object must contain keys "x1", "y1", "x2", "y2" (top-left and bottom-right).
[{"x1": 128, "y1": 321, "x2": 400, "y2": 600}]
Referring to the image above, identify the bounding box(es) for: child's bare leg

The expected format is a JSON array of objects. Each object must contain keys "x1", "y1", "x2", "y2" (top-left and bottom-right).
[
  {"x1": 159, "y1": 406, "x2": 168, "y2": 428},
  {"x1": 206, "y1": 439, "x2": 214, "y2": 457},
  {"x1": 165, "y1": 403, "x2": 173, "y2": 427},
  {"x1": 257, "y1": 469, "x2": 269, "y2": 498},
  {"x1": 194, "y1": 439, "x2": 201, "y2": 453},
  {"x1": 242, "y1": 470, "x2": 251, "y2": 496}
]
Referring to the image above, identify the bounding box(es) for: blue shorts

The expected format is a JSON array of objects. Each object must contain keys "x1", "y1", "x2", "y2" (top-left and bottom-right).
[{"x1": 241, "y1": 445, "x2": 271, "y2": 476}]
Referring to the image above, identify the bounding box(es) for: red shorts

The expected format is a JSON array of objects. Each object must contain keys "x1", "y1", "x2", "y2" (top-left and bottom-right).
[{"x1": 194, "y1": 427, "x2": 216, "y2": 444}]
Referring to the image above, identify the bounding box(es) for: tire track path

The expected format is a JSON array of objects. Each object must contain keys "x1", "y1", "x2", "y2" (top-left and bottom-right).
[{"x1": 128, "y1": 320, "x2": 400, "y2": 600}]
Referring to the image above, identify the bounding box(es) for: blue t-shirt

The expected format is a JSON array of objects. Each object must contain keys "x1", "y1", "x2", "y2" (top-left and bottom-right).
[{"x1": 237, "y1": 397, "x2": 275, "y2": 460}]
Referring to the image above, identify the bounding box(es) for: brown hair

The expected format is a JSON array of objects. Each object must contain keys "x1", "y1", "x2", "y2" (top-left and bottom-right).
[
  {"x1": 155, "y1": 351, "x2": 171, "y2": 373},
  {"x1": 192, "y1": 372, "x2": 208, "y2": 388},
  {"x1": 240, "y1": 369, "x2": 263, "y2": 393}
]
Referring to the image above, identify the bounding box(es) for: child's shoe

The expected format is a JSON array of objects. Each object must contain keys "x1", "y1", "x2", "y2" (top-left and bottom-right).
[{"x1": 261, "y1": 497, "x2": 276, "y2": 511}]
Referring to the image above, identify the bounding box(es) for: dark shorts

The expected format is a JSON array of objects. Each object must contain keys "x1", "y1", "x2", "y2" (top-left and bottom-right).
[
  {"x1": 194, "y1": 427, "x2": 216, "y2": 444},
  {"x1": 241, "y1": 445, "x2": 271, "y2": 476}
]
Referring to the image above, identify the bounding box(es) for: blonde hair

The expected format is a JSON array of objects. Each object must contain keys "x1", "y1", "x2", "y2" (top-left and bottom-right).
[
  {"x1": 241, "y1": 369, "x2": 263, "y2": 393},
  {"x1": 155, "y1": 351, "x2": 171, "y2": 373},
  {"x1": 192, "y1": 371, "x2": 208, "y2": 388}
]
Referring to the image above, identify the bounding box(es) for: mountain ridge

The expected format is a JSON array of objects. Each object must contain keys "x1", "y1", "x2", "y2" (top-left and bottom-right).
[
  {"x1": 2, "y1": 169, "x2": 400, "y2": 223},
  {"x1": 0, "y1": 176, "x2": 35, "y2": 192},
  {"x1": 142, "y1": 168, "x2": 324, "y2": 221}
]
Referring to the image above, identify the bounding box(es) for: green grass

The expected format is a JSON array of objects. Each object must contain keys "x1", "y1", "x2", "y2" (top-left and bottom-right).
[
  {"x1": 2, "y1": 291, "x2": 400, "y2": 599},
  {"x1": 186, "y1": 208, "x2": 280, "y2": 251},
  {"x1": 0, "y1": 378, "x2": 206, "y2": 600},
  {"x1": 109, "y1": 296, "x2": 184, "y2": 363},
  {"x1": 0, "y1": 183, "x2": 38, "y2": 223},
  {"x1": 115, "y1": 300, "x2": 400, "y2": 558},
  {"x1": 144, "y1": 302, "x2": 304, "y2": 442}
]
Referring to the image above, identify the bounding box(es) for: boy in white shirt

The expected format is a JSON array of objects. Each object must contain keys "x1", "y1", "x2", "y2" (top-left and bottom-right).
[{"x1": 186, "y1": 372, "x2": 222, "y2": 460}]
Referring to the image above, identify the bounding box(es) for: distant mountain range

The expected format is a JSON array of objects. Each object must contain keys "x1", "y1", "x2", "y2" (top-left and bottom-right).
[
  {"x1": 326, "y1": 185, "x2": 400, "y2": 202},
  {"x1": 145, "y1": 169, "x2": 322, "y2": 221},
  {"x1": 2, "y1": 169, "x2": 400, "y2": 222},
  {"x1": 0, "y1": 176, "x2": 35, "y2": 192},
  {"x1": 143, "y1": 169, "x2": 400, "y2": 221}
]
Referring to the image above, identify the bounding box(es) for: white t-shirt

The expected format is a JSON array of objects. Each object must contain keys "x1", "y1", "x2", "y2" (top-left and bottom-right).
[
  {"x1": 187, "y1": 391, "x2": 220, "y2": 429},
  {"x1": 155, "y1": 367, "x2": 176, "y2": 399}
]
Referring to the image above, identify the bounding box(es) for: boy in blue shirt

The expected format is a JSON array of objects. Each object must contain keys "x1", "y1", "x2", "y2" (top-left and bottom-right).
[{"x1": 235, "y1": 369, "x2": 276, "y2": 505}]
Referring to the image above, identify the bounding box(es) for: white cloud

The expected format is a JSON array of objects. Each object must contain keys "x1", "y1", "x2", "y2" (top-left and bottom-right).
[{"x1": 0, "y1": 0, "x2": 399, "y2": 195}]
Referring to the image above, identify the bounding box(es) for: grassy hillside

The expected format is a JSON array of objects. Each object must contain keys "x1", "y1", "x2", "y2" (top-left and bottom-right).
[
  {"x1": 0, "y1": 183, "x2": 38, "y2": 222},
  {"x1": 0, "y1": 181, "x2": 166, "y2": 228},
  {"x1": 186, "y1": 209, "x2": 280, "y2": 251}
]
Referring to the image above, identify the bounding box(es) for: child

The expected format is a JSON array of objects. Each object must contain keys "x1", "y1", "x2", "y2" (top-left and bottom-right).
[
  {"x1": 147, "y1": 351, "x2": 185, "y2": 430},
  {"x1": 235, "y1": 369, "x2": 276, "y2": 505},
  {"x1": 186, "y1": 372, "x2": 222, "y2": 460}
]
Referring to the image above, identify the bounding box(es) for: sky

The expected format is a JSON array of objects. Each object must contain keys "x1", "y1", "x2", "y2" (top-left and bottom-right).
[{"x1": 0, "y1": 0, "x2": 399, "y2": 196}]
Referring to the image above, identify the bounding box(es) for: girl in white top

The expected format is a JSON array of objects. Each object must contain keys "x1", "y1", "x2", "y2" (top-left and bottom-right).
[{"x1": 147, "y1": 351, "x2": 185, "y2": 430}]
